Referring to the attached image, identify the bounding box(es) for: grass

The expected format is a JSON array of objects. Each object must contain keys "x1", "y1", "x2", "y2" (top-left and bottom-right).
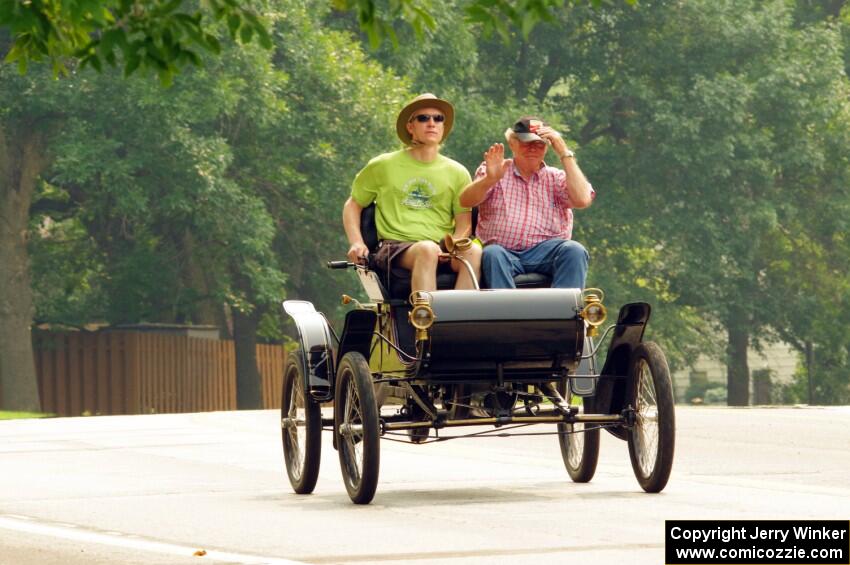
[{"x1": 0, "y1": 411, "x2": 54, "y2": 420}]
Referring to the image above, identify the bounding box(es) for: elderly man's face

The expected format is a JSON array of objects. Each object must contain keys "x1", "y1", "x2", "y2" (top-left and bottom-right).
[
  {"x1": 509, "y1": 137, "x2": 548, "y2": 168},
  {"x1": 406, "y1": 106, "x2": 445, "y2": 146}
]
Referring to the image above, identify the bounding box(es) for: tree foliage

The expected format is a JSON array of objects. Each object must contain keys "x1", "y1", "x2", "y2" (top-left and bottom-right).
[
  {"x1": 2, "y1": 0, "x2": 850, "y2": 411},
  {"x1": 0, "y1": 0, "x2": 610, "y2": 82},
  {"x1": 6, "y1": 0, "x2": 409, "y2": 410},
  {"x1": 1, "y1": 0, "x2": 271, "y2": 84},
  {"x1": 357, "y1": 0, "x2": 850, "y2": 402}
]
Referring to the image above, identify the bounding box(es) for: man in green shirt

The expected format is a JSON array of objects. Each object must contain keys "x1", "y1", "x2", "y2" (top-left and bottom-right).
[{"x1": 343, "y1": 93, "x2": 481, "y2": 293}]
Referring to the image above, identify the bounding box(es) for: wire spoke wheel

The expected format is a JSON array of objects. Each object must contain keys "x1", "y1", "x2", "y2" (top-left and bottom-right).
[
  {"x1": 634, "y1": 360, "x2": 660, "y2": 474},
  {"x1": 281, "y1": 349, "x2": 321, "y2": 494},
  {"x1": 627, "y1": 342, "x2": 675, "y2": 493},
  {"x1": 335, "y1": 352, "x2": 380, "y2": 504},
  {"x1": 557, "y1": 392, "x2": 600, "y2": 482}
]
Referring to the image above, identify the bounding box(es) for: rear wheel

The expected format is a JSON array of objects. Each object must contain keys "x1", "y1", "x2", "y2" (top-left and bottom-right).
[
  {"x1": 335, "y1": 352, "x2": 380, "y2": 504},
  {"x1": 406, "y1": 397, "x2": 430, "y2": 443},
  {"x1": 627, "y1": 342, "x2": 675, "y2": 493},
  {"x1": 443, "y1": 384, "x2": 470, "y2": 420},
  {"x1": 408, "y1": 427, "x2": 429, "y2": 443},
  {"x1": 557, "y1": 388, "x2": 600, "y2": 482},
  {"x1": 281, "y1": 350, "x2": 322, "y2": 494}
]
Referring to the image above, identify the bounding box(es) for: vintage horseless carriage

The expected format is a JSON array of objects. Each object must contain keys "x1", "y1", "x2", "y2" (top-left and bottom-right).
[{"x1": 280, "y1": 207, "x2": 675, "y2": 504}]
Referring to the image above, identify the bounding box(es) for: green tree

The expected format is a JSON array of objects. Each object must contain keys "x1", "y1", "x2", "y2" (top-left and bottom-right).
[
  {"x1": 1, "y1": 0, "x2": 620, "y2": 80},
  {"x1": 385, "y1": 0, "x2": 850, "y2": 402},
  {"x1": 0, "y1": 62, "x2": 62, "y2": 410},
  {"x1": 1, "y1": 0, "x2": 271, "y2": 84},
  {"x1": 566, "y1": 0, "x2": 850, "y2": 404},
  {"x1": 9, "y1": 0, "x2": 410, "y2": 411},
  {"x1": 23, "y1": 40, "x2": 288, "y2": 408}
]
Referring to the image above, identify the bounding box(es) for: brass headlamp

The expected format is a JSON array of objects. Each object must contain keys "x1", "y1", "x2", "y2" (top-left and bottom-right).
[
  {"x1": 408, "y1": 291, "x2": 435, "y2": 341},
  {"x1": 580, "y1": 287, "x2": 607, "y2": 337}
]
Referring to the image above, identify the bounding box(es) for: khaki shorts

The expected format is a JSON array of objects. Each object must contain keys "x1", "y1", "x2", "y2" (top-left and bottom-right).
[{"x1": 371, "y1": 240, "x2": 416, "y2": 274}]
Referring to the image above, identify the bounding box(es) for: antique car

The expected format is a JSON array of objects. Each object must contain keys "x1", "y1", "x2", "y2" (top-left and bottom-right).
[{"x1": 280, "y1": 206, "x2": 675, "y2": 504}]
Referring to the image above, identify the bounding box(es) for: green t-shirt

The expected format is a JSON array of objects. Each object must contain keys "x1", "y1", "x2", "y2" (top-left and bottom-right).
[{"x1": 351, "y1": 150, "x2": 472, "y2": 242}]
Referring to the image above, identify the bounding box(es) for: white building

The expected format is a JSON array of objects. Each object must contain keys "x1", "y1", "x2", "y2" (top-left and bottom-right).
[{"x1": 671, "y1": 341, "x2": 800, "y2": 404}]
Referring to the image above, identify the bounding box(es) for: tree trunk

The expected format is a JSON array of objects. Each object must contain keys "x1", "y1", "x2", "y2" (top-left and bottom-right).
[
  {"x1": 513, "y1": 40, "x2": 530, "y2": 100},
  {"x1": 0, "y1": 123, "x2": 46, "y2": 411},
  {"x1": 232, "y1": 306, "x2": 263, "y2": 409},
  {"x1": 725, "y1": 322, "x2": 750, "y2": 406},
  {"x1": 181, "y1": 231, "x2": 229, "y2": 331},
  {"x1": 825, "y1": 0, "x2": 847, "y2": 19},
  {"x1": 804, "y1": 340, "x2": 815, "y2": 405}
]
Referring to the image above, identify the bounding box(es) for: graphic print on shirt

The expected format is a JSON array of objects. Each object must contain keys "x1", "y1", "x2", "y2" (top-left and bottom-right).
[{"x1": 401, "y1": 178, "x2": 436, "y2": 209}]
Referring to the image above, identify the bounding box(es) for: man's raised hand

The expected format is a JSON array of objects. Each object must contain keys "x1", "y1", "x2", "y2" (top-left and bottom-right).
[
  {"x1": 536, "y1": 126, "x2": 570, "y2": 156},
  {"x1": 484, "y1": 143, "x2": 510, "y2": 180}
]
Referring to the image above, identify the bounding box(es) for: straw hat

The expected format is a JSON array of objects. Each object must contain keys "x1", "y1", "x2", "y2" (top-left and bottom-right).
[{"x1": 396, "y1": 93, "x2": 455, "y2": 145}]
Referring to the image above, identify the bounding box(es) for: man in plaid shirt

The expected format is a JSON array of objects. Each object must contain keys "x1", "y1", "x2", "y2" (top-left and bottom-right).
[{"x1": 459, "y1": 116, "x2": 594, "y2": 289}]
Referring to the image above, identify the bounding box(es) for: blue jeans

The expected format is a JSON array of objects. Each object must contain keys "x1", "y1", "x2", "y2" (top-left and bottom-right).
[{"x1": 482, "y1": 239, "x2": 589, "y2": 289}]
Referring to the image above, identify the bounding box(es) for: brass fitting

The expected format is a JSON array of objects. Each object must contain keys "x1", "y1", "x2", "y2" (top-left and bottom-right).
[
  {"x1": 580, "y1": 288, "x2": 607, "y2": 337},
  {"x1": 443, "y1": 233, "x2": 473, "y2": 253},
  {"x1": 408, "y1": 292, "x2": 435, "y2": 341}
]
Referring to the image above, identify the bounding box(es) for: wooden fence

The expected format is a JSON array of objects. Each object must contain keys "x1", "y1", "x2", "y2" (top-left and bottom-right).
[{"x1": 32, "y1": 331, "x2": 286, "y2": 416}]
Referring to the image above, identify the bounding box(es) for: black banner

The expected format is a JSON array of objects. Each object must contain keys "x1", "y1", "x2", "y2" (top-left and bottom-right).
[{"x1": 666, "y1": 520, "x2": 849, "y2": 565}]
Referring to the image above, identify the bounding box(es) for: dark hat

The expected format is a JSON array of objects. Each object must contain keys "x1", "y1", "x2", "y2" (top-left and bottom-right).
[
  {"x1": 511, "y1": 116, "x2": 546, "y2": 142},
  {"x1": 396, "y1": 93, "x2": 455, "y2": 145}
]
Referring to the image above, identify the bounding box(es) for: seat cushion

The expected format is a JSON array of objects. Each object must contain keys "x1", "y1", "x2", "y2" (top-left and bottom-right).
[{"x1": 513, "y1": 272, "x2": 552, "y2": 288}]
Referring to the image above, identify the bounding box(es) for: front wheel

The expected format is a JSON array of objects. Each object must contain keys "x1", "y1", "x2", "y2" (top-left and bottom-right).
[
  {"x1": 627, "y1": 342, "x2": 675, "y2": 493},
  {"x1": 335, "y1": 351, "x2": 380, "y2": 504},
  {"x1": 281, "y1": 350, "x2": 322, "y2": 494}
]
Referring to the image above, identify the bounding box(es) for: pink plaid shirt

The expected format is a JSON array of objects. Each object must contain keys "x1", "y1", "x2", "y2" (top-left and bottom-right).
[{"x1": 474, "y1": 161, "x2": 594, "y2": 251}]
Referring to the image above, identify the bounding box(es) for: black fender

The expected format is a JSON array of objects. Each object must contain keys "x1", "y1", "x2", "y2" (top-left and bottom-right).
[
  {"x1": 337, "y1": 309, "x2": 377, "y2": 367},
  {"x1": 590, "y1": 302, "x2": 651, "y2": 440},
  {"x1": 330, "y1": 308, "x2": 378, "y2": 452},
  {"x1": 282, "y1": 300, "x2": 335, "y2": 402}
]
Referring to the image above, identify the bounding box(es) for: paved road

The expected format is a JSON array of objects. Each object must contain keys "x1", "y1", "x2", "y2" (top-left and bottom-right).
[{"x1": 1, "y1": 406, "x2": 848, "y2": 565}]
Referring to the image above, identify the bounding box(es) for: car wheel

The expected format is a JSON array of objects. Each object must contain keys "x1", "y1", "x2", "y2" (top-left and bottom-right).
[
  {"x1": 557, "y1": 387, "x2": 600, "y2": 483},
  {"x1": 281, "y1": 349, "x2": 322, "y2": 494},
  {"x1": 627, "y1": 342, "x2": 675, "y2": 493},
  {"x1": 335, "y1": 351, "x2": 380, "y2": 504}
]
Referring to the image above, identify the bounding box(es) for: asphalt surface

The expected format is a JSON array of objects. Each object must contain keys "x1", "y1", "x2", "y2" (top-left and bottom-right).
[{"x1": 1, "y1": 406, "x2": 849, "y2": 565}]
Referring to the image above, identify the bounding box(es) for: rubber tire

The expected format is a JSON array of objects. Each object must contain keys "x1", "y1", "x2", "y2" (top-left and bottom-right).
[
  {"x1": 408, "y1": 427, "x2": 429, "y2": 443},
  {"x1": 557, "y1": 381, "x2": 600, "y2": 483},
  {"x1": 281, "y1": 350, "x2": 322, "y2": 494},
  {"x1": 335, "y1": 351, "x2": 381, "y2": 504},
  {"x1": 559, "y1": 421, "x2": 600, "y2": 482},
  {"x1": 626, "y1": 342, "x2": 675, "y2": 493}
]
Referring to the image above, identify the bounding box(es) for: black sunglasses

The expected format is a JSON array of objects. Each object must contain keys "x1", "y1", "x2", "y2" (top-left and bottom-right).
[{"x1": 412, "y1": 114, "x2": 445, "y2": 123}]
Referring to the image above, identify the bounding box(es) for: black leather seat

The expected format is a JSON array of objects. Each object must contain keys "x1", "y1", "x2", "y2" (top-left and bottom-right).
[
  {"x1": 360, "y1": 204, "x2": 552, "y2": 298},
  {"x1": 513, "y1": 272, "x2": 552, "y2": 287}
]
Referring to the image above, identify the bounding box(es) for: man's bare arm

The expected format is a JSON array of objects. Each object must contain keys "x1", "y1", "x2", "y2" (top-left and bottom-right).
[
  {"x1": 559, "y1": 156, "x2": 593, "y2": 208},
  {"x1": 537, "y1": 126, "x2": 593, "y2": 209},
  {"x1": 453, "y1": 211, "x2": 473, "y2": 239},
  {"x1": 342, "y1": 197, "x2": 369, "y2": 263}
]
